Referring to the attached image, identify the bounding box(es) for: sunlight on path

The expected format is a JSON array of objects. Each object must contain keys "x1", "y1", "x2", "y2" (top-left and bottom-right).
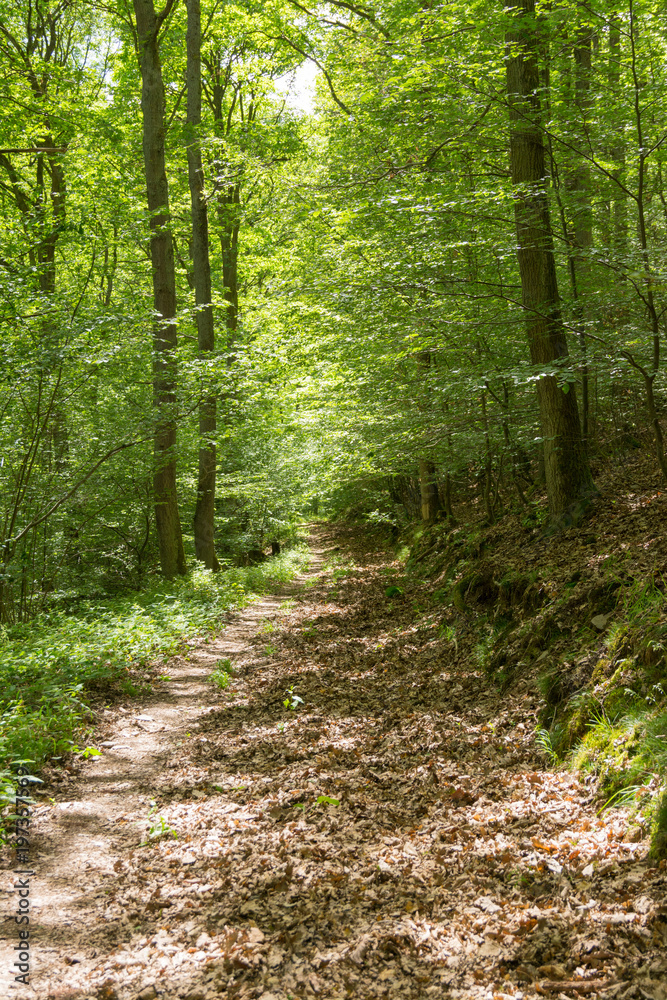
[{"x1": 1, "y1": 529, "x2": 665, "y2": 1000}]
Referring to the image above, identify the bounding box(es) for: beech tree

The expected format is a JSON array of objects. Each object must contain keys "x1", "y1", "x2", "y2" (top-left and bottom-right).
[
  {"x1": 505, "y1": 0, "x2": 595, "y2": 517},
  {"x1": 3, "y1": 0, "x2": 667, "y2": 610},
  {"x1": 187, "y1": 0, "x2": 219, "y2": 571},
  {"x1": 132, "y1": 0, "x2": 186, "y2": 579}
]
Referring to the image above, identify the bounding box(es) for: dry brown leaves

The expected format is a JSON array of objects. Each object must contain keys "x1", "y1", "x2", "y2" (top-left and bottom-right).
[{"x1": 4, "y1": 522, "x2": 667, "y2": 1000}]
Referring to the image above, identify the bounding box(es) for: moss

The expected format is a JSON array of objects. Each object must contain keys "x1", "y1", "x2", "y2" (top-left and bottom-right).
[
  {"x1": 590, "y1": 657, "x2": 613, "y2": 684},
  {"x1": 650, "y1": 788, "x2": 667, "y2": 859}
]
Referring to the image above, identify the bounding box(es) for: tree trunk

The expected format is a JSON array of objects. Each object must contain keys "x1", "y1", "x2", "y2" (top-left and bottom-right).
[
  {"x1": 187, "y1": 0, "x2": 220, "y2": 571},
  {"x1": 134, "y1": 0, "x2": 186, "y2": 578},
  {"x1": 418, "y1": 458, "x2": 440, "y2": 523},
  {"x1": 220, "y1": 186, "x2": 240, "y2": 341},
  {"x1": 505, "y1": 0, "x2": 594, "y2": 518},
  {"x1": 572, "y1": 27, "x2": 593, "y2": 446},
  {"x1": 609, "y1": 16, "x2": 627, "y2": 252}
]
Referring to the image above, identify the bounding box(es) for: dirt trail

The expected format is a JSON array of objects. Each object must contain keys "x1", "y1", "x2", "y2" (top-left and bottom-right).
[
  {"x1": 0, "y1": 544, "x2": 326, "y2": 1000},
  {"x1": 1, "y1": 528, "x2": 666, "y2": 1000}
]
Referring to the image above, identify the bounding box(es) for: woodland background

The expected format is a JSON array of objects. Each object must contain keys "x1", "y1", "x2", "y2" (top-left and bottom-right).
[{"x1": 2, "y1": 0, "x2": 667, "y2": 848}]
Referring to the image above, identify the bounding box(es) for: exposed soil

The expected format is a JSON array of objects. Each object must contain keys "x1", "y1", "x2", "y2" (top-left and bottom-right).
[{"x1": 2, "y1": 526, "x2": 667, "y2": 1000}]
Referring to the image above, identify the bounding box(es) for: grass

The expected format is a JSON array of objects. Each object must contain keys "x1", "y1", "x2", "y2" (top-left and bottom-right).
[{"x1": 0, "y1": 545, "x2": 310, "y2": 800}]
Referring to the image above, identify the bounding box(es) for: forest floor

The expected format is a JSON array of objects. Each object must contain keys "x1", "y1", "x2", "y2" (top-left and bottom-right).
[{"x1": 1, "y1": 525, "x2": 667, "y2": 1000}]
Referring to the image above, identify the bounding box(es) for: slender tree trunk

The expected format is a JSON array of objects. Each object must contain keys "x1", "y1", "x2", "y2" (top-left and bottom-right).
[
  {"x1": 219, "y1": 185, "x2": 240, "y2": 341},
  {"x1": 134, "y1": 0, "x2": 186, "y2": 578},
  {"x1": 623, "y1": 3, "x2": 667, "y2": 482},
  {"x1": 505, "y1": 0, "x2": 594, "y2": 518},
  {"x1": 572, "y1": 27, "x2": 593, "y2": 446},
  {"x1": 442, "y1": 472, "x2": 455, "y2": 523},
  {"x1": 187, "y1": 0, "x2": 220, "y2": 571},
  {"x1": 418, "y1": 458, "x2": 440, "y2": 523},
  {"x1": 609, "y1": 16, "x2": 627, "y2": 252}
]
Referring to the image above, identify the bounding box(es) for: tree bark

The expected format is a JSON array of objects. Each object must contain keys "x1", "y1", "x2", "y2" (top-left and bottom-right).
[
  {"x1": 418, "y1": 458, "x2": 440, "y2": 524},
  {"x1": 609, "y1": 16, "x2": 627, "y2": 252},
  {"x1": 187, "y1": 0, "x2": 220, "y2": 571},
  {"x1": 572, "y1": 27, "x2": 593, "y2": 446},
  {"x1": 505, "y1": 0, "x2": 594, "y2": 518},
  {"x1": 134, "y1": 0, "x2": 186, "y2": 578}
]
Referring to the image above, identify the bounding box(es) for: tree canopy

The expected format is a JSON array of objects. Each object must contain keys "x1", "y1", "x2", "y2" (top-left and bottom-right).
[{"x1": 1, "y1": 0, "x2": 666, "y2": 615}]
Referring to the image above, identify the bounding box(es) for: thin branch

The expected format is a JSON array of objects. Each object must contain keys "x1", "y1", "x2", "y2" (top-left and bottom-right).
[
  {"x1": 271, "y1": 34, "x2": 351, "y2": 114},
  {"x1": 9, "y1": 436, "x2": 153, "y2": 548}
]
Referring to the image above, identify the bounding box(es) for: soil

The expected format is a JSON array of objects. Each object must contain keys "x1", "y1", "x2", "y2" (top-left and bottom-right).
[{"x1": 1, "y1": 526, "x2": 667, "y2": 1000}]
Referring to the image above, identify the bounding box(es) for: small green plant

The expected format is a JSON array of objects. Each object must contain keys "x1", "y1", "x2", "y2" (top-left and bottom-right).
[
  {"x1": 534, "y1": 726, "x2": 558, "y2": 764},
  {"x1": 208, "y1": 659, "x2": 232, "y2": 689},
  {"x1": 141, "y1": 800, "x2": 177, "y2": 845},
  {"x1": 316, "y1": 794, "x2": 340, "y2": 806},
  {"x1": 283, "y1": 685, "x2": 304, "y2": 711},
  {"x1": 385, "y1": 586, "x2": 404, "y2": 598},
  {"x1": 70, "y1": 744, "x2": 102, "y2": 760},
  {"x1": 265, "y1": 643, "x2": 278, "y2": 656}
]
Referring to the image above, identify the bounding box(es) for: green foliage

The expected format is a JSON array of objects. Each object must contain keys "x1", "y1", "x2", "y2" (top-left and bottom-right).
[
  {"x1": 0, "y1": 548, "x2": 309, "y2": 772},
  {"x1": 534, "y1": 726, "x2": 559, "y2": 765},
  {"x1": 208, "y1": 659, "x2": 233, "y2": 689},
  {"x1": 283, "y1": 685, "x2": 304, "y2": 711},
  {"x1": 142, "y1": 800, "x2": 178, "y2": 845},
  {"x1": 650, "y1": 787, "x2": 667, "y2": 860},
  {"x1": 70, "y1": 744, "x2": 102, "y2": 760}
]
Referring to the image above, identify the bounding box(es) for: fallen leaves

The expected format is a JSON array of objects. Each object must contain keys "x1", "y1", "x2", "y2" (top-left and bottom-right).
[{"x1": 17, "y1": 527, "x2": 667, "y2": 1000}]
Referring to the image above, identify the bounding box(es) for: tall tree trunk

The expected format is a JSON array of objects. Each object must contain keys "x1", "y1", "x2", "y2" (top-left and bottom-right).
[
  {"x1": 609, "y1": 16, "x2": 627, "y2": 252},
  {"x1": 187, "y1": 0, "x2": 220, "y2": 571},
  {"x1": 220, "y1": 185, "x2": 240, "y2": 342},
  {"x1": 571, "y1": 27, "x2": 593, "y2": 446},
  {"x1": 134, "y1": 0, "x2": 186, "y2": 578},
  {"x1": 418, "y1": 459, "x2": 440, "y2": 523},
  {"x1": 505, "y1": 0, "x2": 594, "y2": 518}
]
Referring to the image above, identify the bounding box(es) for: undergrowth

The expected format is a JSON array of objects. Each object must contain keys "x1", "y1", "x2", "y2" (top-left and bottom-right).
[{"x1": 0, "y1": 546, "x2": 309, "y2": 796}]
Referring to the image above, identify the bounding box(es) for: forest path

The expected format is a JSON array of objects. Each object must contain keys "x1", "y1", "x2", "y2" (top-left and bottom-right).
[{"x1": 3, "y1": 526, "x2": 666, "y2": 1000}]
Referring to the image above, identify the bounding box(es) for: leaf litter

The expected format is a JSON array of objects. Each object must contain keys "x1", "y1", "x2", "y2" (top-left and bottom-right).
[{"x1": 1, "y1": 526, "x2": 667, "y2": 1000}]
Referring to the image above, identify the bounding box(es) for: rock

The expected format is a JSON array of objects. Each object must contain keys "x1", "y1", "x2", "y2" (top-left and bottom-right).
[{"x1": 135, "y1": 988, "x2": 157, "y2": 1000}]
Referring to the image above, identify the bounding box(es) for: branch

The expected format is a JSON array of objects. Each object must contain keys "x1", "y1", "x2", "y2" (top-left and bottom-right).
[
  {"x1": 0, "y1": 146, "x2": 67, "y2": 154},
  {"x1": 9, "y1": 436, "x2": 152, "y2": 548},
  {"x1": 272, "y1": 34, "x2": 351, "y2": 114}
]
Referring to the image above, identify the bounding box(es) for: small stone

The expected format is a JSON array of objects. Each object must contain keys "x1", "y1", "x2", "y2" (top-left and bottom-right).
[{"x1": 135, "y1": 988, "x2": 157, "y2": 1000}]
